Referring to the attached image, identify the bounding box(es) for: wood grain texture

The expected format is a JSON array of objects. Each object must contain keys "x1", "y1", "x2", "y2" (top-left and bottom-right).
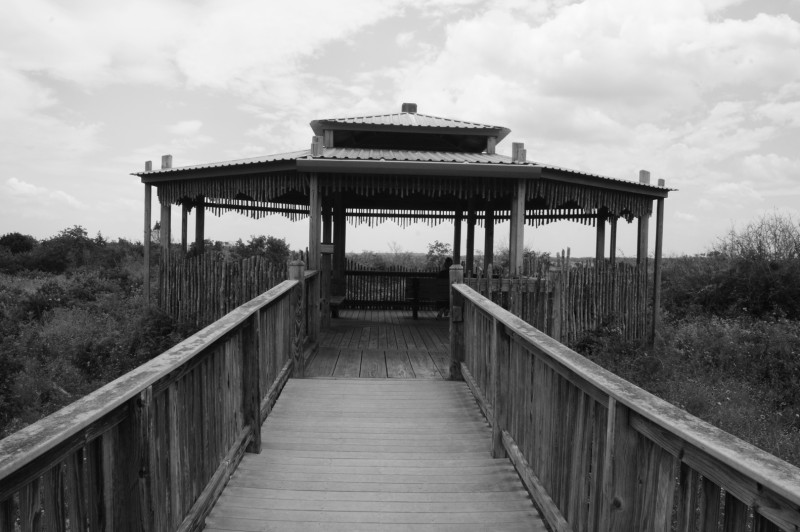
[{"x1": 205, "y1": 379, "x2": 547, "y2": 531}]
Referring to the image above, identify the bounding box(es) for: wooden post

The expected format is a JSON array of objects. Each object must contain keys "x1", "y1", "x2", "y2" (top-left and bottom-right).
[
  {"x1": 132, "y1": 386, "x2": 155, "y2": 531},
  {"x1": 609, "y1": 217, "x2": 617, "y2": 265},
  {"x1": 600, "y1": 399, "x2": 639, "y2": 531},
  {"x1": 322, "y1": 202, "x2": 332, "y2": 244},
  {"x1": 466, "y1": 200, "x2": 476, "y2": 275},
  {"x1": 242, "y1": 319, "x2": 262, "y2": 453},
  {"x1": 484, "y1": 205, "x2": 494, "y2": 271},
  {"x1": 181, "y1": 202, "x2": 189, "y2": 255},
  {"x1": 288, "y1": 261, "x2": 306, "y2": 378},
  {"x1": 143, "y1": 173, "x2": 152, "y2": 306},
  {"x1": 596, "y1": 210, "x2": 606, "y2": 262},
  {"x1": 449, "y1": 265, "x2": 464, "y2": 381},
  {"x1": 490, "y1": 318, "x2": 506, "y2": 458},
  {"x1": 650, "y1": 191, "x2": 665, "y2": 346},
  {"x1": 509, "y1": 179, "x2": 526, "y2": 276},
  {"x1": 321, "y1": 244, "x2": 333, "y2": 329},
  {"x1": 195, "y1": 195, "x2": 205, "y2": 253},
  {"x1": 637, "y1": 171, "x2": 651, "y2": 266},
  {"x1": 159, "y1": 201, "x2": 171, "y2": 308},
  {"x1": 332, "y1": 192, "x2": 346, "y2": 297},
  {"x1": 453, "y1": 209, "x2": 463, "y2": 264},
  {"x1": 308, "y1": 173, "x2": 321, "y2": 271}
]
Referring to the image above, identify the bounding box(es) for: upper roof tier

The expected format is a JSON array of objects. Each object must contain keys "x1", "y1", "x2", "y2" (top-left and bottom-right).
[{"x1": 309, "y1": 103, "x2": 511, "y2": 153}]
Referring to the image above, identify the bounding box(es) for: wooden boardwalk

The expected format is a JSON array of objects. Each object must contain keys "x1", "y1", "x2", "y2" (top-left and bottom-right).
[
  {"x1": 205, "y1": 379, "x2": 547, "y2": 531},
  {"x1": 307, "y1": 310, "x2": 451, "y2": 379}
]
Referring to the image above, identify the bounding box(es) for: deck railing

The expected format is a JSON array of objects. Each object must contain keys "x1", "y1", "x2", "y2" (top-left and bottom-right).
[
  {"x1": 451, "y1": 281, "x2": 800, "y2": 532},
  {"x1": 0, "y1": 280, "x2": 305, "y2": 532},
  {"x1": 345, "y1": 259, "x2": 438, "y2": 309}
]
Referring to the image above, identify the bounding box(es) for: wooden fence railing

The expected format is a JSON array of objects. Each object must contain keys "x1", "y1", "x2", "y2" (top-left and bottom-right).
[
  {"x1": 464, "y1": 261, "x2": 647, "y2": 344},
  {"x1": 345, "y1": 259, "x2": 438, "y2": 309},
  {"x1": 159, "y1": 253, "x2": 288, "y2": 327},
  {"x1": 451, "y1": 281, "x2": 800, "y2": 532},
  {"x1": 0, "y1": 280, "x2": 305, "y2": 532}
]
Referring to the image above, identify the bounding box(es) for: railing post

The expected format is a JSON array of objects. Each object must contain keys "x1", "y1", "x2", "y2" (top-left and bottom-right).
[
  {"x1": 289, "y1": 260, "x2": 306, "y2": 378},
  {"x1": 449, "y1": 265, "x2": 464, "y2": 381},
  {"x1": 491, "y1": 318, "x2": 506, "y2": 458},
  {"x1": 599, "y1": 398, "x2": 639, "y2": 531},
  {"x1": 242, "y1": 317, "x2": 262, "y2": 453},
  {"x1": 132, "y1": 386, "x2": 155, "y2": 531}
]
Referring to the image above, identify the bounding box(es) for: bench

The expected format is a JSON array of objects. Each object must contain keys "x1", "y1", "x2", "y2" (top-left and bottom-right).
[
  {"x1": 405, "y1": 277, "x2": 451, "y2": 319},
  {"x1": 330, "y1": 295, "x2": 346, "y2": 318}
]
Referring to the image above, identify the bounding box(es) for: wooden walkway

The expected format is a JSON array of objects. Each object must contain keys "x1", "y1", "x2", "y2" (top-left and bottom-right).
[
  {"x1": 307, "y1": 310, "x2": 451, "y2": 379},
  {"x1": 205, "y1": 379, "x2": 547, "y2": 531}
]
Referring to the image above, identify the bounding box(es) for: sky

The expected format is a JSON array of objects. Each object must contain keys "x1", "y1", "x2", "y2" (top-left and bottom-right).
[{"x1": 2, "y1": 0, "x2": 799, "y2": 258}]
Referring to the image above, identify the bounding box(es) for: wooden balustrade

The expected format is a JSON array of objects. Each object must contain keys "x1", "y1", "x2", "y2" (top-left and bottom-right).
[
  {"x1": 0, "y1": 280, "x2": 304, "y2": 532},
  {"x1": 345, "y1": 259, "x2": 438, "y2": 309},
  {"x1": 453, "y1": 283, "x2": 800, "y2": 532}
]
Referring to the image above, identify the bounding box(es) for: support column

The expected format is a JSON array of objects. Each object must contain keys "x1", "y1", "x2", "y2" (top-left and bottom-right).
[
  {"x1": 466, "y1": 200, "x2": 476, "y2": 275},
  {"x1": 595, "y1": 210, "x2": 606, "y2": 262},
  {"x1": 308, "y1": 173, "x2": 321, "y2": 271},
  {"x1": 180, "y1": 202, "x2": 189, "y2": 255},
  {"x1": 453, "y1": 209, "x2": 463, "y2": 264},
  {"x1": 650, "y1": 184, "x2": 665, "y2": 346},
  {"x1": 609, "y1": 217, "x2": 617, "y2": 265},
  {"x1": 195, "y1": 195, "x2": 205, "y2": 254},
  {"x1": 637, "y1": 170, "x2": 651, "y2": 265},
  {"x1": 484, "y1": 205, "x2": 494, "y2": 271},
  {"x1": 509, "y1": 180, "x2": 526, "y2": 276},
  {"x1": 159, "y1": 201, "x2": 171, "y2": 306},
  {"x1": 332, "y1": 192, "x2": 346, "y2": 297},
  {"x1": 322, "y1": 202, "x2": 332, "y2": 244},
  {"x1": 143, "y1": 164, "x2": 152, "y2": 306}
]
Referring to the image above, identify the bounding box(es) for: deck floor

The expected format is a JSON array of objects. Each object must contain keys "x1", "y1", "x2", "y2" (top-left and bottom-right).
[
  {"x1": 307, "y1": 309, "x2": 451, "y2": 379},
  {"x1": 205, "y1": 379, "x2": 547, "y2": 531}
]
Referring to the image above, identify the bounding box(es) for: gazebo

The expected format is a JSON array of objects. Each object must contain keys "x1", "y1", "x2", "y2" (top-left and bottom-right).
[{"x1": 135, "y1": 103, "x2": 670, "y2": 337}]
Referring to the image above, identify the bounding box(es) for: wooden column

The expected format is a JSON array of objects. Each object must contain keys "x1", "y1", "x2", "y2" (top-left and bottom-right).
[
  {"x1": 321, "y1": 244, "x2": 333, "y2": 329},
  {"x1": 453, "y1": 209, "x2": 463, "y2": 264},
  {"x1": 180, "y1": 202, "x2": 189, "y2": 255},
  {"x1": 242, "y1": 319, "x2": 262, "y2": 453},
  {"x1": 466, "y1": 200, "x2": 476, "y2": 275},
  {"x1": 650, "y1": 186, "x2": 665, "y2": 346},
  {"x1": 195, "y1": 195, "x2": 205, "y2": 253},
  {"x1": 322, "y1": 202, "x2": 332, "y2": 244},
  {"x1": 158, "y1": 155, "x2": 172, "y2": 309},
  {"x1": 448, "y1": 265, "x2": 464, "y2": 381},
  {"x1": 288, "y1": 261, "x2": 306, "y2": 378},
  {"x1": 637, "y1": 171, "x2": 651, "y2": 265},
  {"x1": 595, "y1": 210, "x2": 606, "y2": 262},
  {"x1": 484, "y1": 205, "x2": 494, "y2": 271},
  {"x1": 308, "y1": 173, "x2": 321, "y2": 270},
  {"x1": 509, "y1": 179, "x2": 526, "y2": 276},
  {"x1": 143, "y1": 165, "x2": 152, "y2": 306},
  {"x1": 609, "y1": 217, "x2": 618, "y2": 265},
  {"x1": 332, "y1": 192, "x2": 346, "y2": 297}
]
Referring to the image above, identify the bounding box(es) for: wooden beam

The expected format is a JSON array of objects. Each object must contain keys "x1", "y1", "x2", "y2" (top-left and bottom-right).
[
  {"x1": 308, "y1": 173, "x2": 321, "y2": 270},
  {"x1": 143, "y1": 181, "x2": 151, "y2": 306},
  {"x1": 453, "y1": 209, "x2": 463, "y2": 264},
  {"x1": 650, "y1": 196, "x2": 665, "y2": 346},
  {"x1": 484, "y1": 206, "x2": 494, "y2": 271},
  {"x1": 332, "y1": 192, "x2": 346, "y2": 297},
  {"x1": 159, "y1": 201, "x2": 171, "y2": 306},
  {"x1": 596, "y1": 210, "x2": 606, "y2": 262},
  {"x1": 322, "y1": 202, "x2": 332, "y2": 244},
  {"x1": 180, "y1": 202, "x2": 188, "y2": 255},
  {"x1": 297, "y1": 158, "x2": 543, "y2": 179},
  {"x1": 466, "y1": 200, "x2": 476, "y2": 275},
  {"x1": 609, "y1": 217, "x2": 617, "y2": 265},
  {"x1": 195, "y1": 195, "x2": 205, "y2": 253},
  {"x1": 509, "y1": 180, "x2": 526, "y2": 276}
]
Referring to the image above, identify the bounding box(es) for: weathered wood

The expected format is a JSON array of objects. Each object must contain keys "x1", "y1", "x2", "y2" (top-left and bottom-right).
[
  {"x1": 144, "y1": 183, "x2": 152, "y2": 306},
  {"x1": 0, "y1": 497, "x2": 14, "y2": 532},
  {"x1": 650, "y1": 196, "x2": 664, "y2": 346},
  {"x1": 42, "y1": 464, "x2": 65, "y2": 532},
  {"x1": 181, "y1": 202, "x2": 189, "y2": 255},
  {"x1": 466, "y1": 199, "x2": 476, "y2": 274},
  {"x1": 453, "y1": 209, "x2": 462, "y2": 263},
  {"x1": 308, "y1": 173, "x2": 321, "y2": 270},
  {"x1": 490, "y1": 319, "x2": 505, "y2": 458},
  {"x1": 509, "y1": 180, "x2": 526, "y2": 275},
  {"x1": 241, "y1": 321, "x2": 262, "y2": 453},
  {"x1": 194, "y1": 194, "x2": 205, "y2": 253},
  {"x1": 133, "y1": 386, "x2": 156, "y2": 531},
  {"x1": 484, "y1": 206, "x2": 494, "y2": 270},
  {"x1": 449, "y1": 265, "x2": 465, "y2": 380}
]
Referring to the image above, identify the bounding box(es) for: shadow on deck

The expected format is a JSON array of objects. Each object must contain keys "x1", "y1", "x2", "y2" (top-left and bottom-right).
[{"x1": 307, "y1": 309, "x2": 451, "y2": 379}]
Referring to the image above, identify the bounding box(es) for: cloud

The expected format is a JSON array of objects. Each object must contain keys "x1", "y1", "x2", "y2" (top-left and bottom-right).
[
  {"x1": 675, "y1": 211, "x2": 698, "y2": 221},
  {"x1": 5, "y1": 177, "x2": 86, "y2": 209},
  {"x1": 167, "y1": 120, "x2": 203, "y2": 136},
  {"x1": 396, "y1": 32, "x2": 415, "y2": 47}
]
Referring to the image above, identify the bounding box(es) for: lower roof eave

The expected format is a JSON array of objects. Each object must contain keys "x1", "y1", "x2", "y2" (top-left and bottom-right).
[{"x1": 296, "y1": 157, "x2": 543, "y2": 179}]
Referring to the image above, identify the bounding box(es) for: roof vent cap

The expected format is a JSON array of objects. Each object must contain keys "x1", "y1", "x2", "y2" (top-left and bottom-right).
[{"x1": 401, "y1": 102, "x2": 417, "y2": 114}]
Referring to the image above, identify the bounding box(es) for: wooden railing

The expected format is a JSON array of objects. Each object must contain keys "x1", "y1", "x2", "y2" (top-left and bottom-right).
[
  {"x1": 345, "y1": 259, "x2": 438, "y2": 309},
  {"x1": 451, "y1": 280, "x2": 800, "y2": 532},
  {"x1": 0, "y1": 280, "x2": 304, "y2": 532}
]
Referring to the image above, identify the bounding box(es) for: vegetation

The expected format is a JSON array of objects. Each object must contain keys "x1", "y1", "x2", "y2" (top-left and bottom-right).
[{"x1": 573, "y1": 213, "x2": 800, "y2": 466}]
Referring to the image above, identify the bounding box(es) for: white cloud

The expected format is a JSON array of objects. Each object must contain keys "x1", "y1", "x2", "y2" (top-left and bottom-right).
[
  {"x1": 167, "y1": 120, "x2": 203, "y2": 136},
  {"x1": 675, "y1": 211, "x2": 698, "y2": 221},
  {"x1": 396, "y1": 32, "x2": 415, "y2": 47},
  {"x1": 5, "y1": 177, "x2": 86, "y2": 209}
]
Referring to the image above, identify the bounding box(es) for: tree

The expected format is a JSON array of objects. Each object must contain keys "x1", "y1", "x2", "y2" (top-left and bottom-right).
[
  {"x1": 425, "y1": 240, "x2": 452, "y2": 270},
  {"x1": 0, "y1": 232, "x2": 36, "y2": 254}
]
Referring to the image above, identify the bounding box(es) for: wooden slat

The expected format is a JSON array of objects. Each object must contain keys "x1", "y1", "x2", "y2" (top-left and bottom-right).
[
  {"x1": 205, "y1": 379, "x2": 547, "y2": 531},
  {"x1": 333, "y1": 349, "x2": 362, "y2": 378},
  {"x1": 385, "y1": 350, "x2": 414, "y2": 378},
  {"x1": 360, "y1": 349, "x2": 387, "y2": 378}
]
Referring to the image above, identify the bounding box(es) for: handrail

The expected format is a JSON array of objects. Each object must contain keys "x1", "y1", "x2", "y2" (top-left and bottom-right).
[
  {"x1": 0, "y1": 279, "x2": 302, "y2": 531},
  {"x1": 452, "y1": 283, "x2": 800, "y2": 531}
]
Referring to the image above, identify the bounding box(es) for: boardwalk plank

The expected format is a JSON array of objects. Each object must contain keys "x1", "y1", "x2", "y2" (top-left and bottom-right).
[
  {"x1": 332, "y1": 349, "x2": 361, "y2": 378},
  {"x1": 306, "y1": 346, "x2": 339, "y2": 378},
  {"x1": 407, "y1": 350, "x2": 442, "y2": 379},
  {"x1": 360, "y1": 349, "x2": 387, "y2": 378}
]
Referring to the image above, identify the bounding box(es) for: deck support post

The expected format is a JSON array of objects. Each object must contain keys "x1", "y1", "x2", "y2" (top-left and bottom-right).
[
  {"x1": 466, "y1": 200, "x2": 476, "y2": 276},
  {"x1": 609, "y1": 217, "x2": 617, "y2": 265},
  {"x1": 143, "y1": 173, "x2": 152, "y2": 306},
  {"x1": 159, "y1": 201, "x2": 171, "y2": 308},
  {"x1": 509, "y1": 179, "x2": 526, "y2": 276},
  {"x1": 180, "y1": 201, "x2": 189, "y2": 255},
  {"x1": 289, "y1": 260, "x2": 306, "y2": 378},
  {"x1": 650, "y1": 192, "x2": 665, "y2": 346},
  {"x1": 308, "y1": 173, "x2": 321, "y2": 271},
  {"x1": 595, "y1": 209, "x2": 606, "y2": 262},
  {"x1": 484, "y1": 205, "x2": 494, "y2": 272},
  {"x1": 195, "y1": 195, "x2": 205, "y2": 254},
  {"x1": 242, "y1": 319, "x2": 262, "y2": 453},
  {"x1": 332, "y1": 192, "x2": 346, "y2": 297},
  {"x1": 636, "y1": 171, "x2": 651, "y2": 266},
  {"x1": 453, "y1": 209, "x2": 463, "y2": 264},
  {"x1": 321, "y1": 245, "x2": 333, "y2": 330},
  {"x1": 449, "y1": 265, "x2": 464, "y2": 381}
]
